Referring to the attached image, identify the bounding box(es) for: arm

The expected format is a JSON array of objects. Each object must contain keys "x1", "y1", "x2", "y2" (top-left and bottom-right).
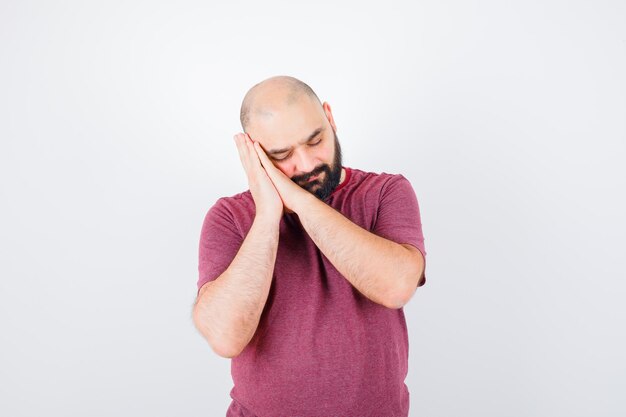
[
  {"x1": 192, "y1": 214, "x2": 279, "y2": 358},
  {"x1": 193, "y1": 133, "x2": 283, "y2": 358},
  {"x1": 248, "y1": 140, "x2": 426, "y2": 309},
  {"x1": 294, "y1": 193, "x2": 425, "y2": 309}
]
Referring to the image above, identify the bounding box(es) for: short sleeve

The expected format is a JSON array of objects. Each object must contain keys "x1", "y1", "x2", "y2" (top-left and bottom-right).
[
  {"x1": 372, "y1": 174, "x2": 427, "y2": 286},
  {"x1": 197, "y1": 198, "x2": 244, "y2": 296}
]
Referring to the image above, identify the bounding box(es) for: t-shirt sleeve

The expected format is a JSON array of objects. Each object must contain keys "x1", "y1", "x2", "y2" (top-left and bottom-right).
[
  {"x1": 197, "y1": 198, "x2": 244, "y2": 296},
  {"x1": 372, "y1": 174, "x2": 427, "y2": 287}
]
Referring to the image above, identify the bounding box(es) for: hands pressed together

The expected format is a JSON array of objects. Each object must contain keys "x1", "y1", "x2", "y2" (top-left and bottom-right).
[{"x1": 233, "y1": 132, "x2": 313, "y2": 222}]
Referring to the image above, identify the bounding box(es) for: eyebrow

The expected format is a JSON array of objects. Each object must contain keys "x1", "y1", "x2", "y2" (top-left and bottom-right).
[{"x1": 267, "y1": 127, "x2": 324, "y2": 156}]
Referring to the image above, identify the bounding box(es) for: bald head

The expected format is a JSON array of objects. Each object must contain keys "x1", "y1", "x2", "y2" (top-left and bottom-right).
[{"x1": 240, "y1": 75, "x2": 323, "y2": 133}]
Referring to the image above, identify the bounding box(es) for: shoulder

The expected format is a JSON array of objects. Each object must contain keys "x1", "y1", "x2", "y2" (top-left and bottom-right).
[
  {"x1": 210, "y1": 189, "x2": 254, "y2": 213},
  {"x1": 203, "y1": 190, "x2": 255, "y2": 231},
  {"x1": 348, "y1": 167, "x2": 411, "y2": 196}
]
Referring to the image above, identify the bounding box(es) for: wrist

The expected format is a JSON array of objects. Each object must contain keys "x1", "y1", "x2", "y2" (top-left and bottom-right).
[
  {"x1": 254, "y1": 211, "x2": 282, "y2": 227},
  {"x1": 292, "y1": 192, "x2": 318, "y2": 215}
]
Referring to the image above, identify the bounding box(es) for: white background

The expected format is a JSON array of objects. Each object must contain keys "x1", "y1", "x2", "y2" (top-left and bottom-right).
[{"x1": 1, "y1": 1, "x2": 625, "y2": 416}]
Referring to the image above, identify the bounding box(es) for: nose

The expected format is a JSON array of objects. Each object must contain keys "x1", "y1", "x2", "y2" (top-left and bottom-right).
[{"x1": 293, "y1": 149, "x2": 317, "y2": 177}]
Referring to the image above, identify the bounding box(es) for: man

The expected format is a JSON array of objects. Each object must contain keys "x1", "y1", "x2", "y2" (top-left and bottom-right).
[{"x1": 192, "y1": 75, "x2": 427, "y2": 417}]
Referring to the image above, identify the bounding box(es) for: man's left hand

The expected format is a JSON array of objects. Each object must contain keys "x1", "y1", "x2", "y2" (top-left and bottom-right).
[{"x1": 252, "y1": 140, "x2": 313, "y2": 214}]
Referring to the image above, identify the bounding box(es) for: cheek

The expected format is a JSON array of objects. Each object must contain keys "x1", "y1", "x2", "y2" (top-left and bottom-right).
[
  {"x1": 274, "y1": 162, "x2": 297, "y2": 178},
  {"x1": 322, "y1": 144, "x2": 334, "y2": 162}
]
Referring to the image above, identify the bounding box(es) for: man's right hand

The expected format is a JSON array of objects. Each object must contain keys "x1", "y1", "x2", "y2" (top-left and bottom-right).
[{"x1": 233, "y1": 132, "x2": 284, "y2": 222}]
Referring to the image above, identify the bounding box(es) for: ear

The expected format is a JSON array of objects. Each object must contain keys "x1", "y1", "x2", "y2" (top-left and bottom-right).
[{"x1": 322, "y1": 102, "x2": 337, "y2": 133}]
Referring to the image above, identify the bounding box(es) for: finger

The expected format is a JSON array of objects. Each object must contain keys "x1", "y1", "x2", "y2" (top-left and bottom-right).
[
  {"x1": 243, "y1": 134, "x2": 272, "y2": 188},
  {"x1": 234, "y1": 133, "x2": 251, "y2": 175},
  {"x1": 254, "y1": 142, "x2": 279, "y2": 179},
  {"x1": 233, "y1": 134, "x2": 244, "y2": 162},
  {"x1": 253, "y1": 141, "x2": 277, "y2": 174},
  {"x1": 245, "y1": 134, "x2": 268, "y2": 173},
  {"x1": 243, "y1": 134, "x2": 263, "y2": 170}
]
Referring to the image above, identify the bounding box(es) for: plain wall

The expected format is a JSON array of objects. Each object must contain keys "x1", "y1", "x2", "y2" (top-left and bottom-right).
[{"x1": 1, "y1": 0, "x2": 624, "y2": 416}]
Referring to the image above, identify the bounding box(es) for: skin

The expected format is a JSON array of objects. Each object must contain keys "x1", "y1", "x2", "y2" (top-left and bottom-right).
[
  {"x1": 192, "y1": 77, "x2": 425, "y2": 358},
  {"x1": 234, "y1": 79, "x2": 344, "y2": 216},
  {"x1": 233, "y1": 76, "x2": 425, "y2": 308}
]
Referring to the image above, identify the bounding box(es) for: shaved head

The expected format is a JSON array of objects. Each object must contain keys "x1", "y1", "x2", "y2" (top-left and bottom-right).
[{"x1": 240, "y1": 75, "x2": 323, "y2": 133}]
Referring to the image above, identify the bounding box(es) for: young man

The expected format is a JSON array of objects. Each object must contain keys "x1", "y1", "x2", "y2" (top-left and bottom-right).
[{"x1": 193, "y1": 75, "x2": 427, "y2": 417}]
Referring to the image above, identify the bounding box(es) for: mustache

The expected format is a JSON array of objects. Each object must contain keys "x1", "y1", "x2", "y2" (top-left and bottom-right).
[{"x1": 292, "y1": 165, "x2": 329, "y2": 183}]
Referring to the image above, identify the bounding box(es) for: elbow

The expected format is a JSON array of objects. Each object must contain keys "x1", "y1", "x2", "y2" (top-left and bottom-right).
[
  {"x1": 196, "y1": 327, "x2": 240, "y2": 359},
  {"x1": 384, "y1": 272, "x2": 421, "y2": 310},
  {"x1": 385, "y1": 290, "x2": 411, "y2": 309},
  {"x1": 384, "y1": 298, "x2": 406, "y2": 310},
  {"x1": 216, "y1": 341, "x2": 245, "y2": 359},
  {"x1": 192, "y1": 307, "x2": 241, "y2": 359},
  {"x1": 383, "y1": 285, "x2": 410, "y2": 310},
  {"x1": 214, "y1": 345, "x2": 240, "y2": 359},
  {"x1": 386, "y1": 244, "x2": 424, "y2": 309}
]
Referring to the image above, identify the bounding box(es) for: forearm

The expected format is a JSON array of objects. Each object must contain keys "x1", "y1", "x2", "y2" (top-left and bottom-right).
[
  {"x1": 295, "y1": 195, "x2": 415, "y2": 309},
  {"x1": 193, "y1": 215, "x2": 279, "y2": 357}
]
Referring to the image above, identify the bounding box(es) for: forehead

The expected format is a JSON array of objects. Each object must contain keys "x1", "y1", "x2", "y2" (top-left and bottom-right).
[{"x1": 249, "y1": 96, "x2": 326, "y2": 148}]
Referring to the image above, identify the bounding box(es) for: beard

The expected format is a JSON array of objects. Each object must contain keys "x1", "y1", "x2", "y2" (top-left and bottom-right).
[{"x1": 290, "y1": 129, "x2": 343, "y2": 201}]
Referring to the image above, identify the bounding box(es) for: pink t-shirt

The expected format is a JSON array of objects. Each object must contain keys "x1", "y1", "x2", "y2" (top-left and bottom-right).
[{"x1": 197, "y1": 167, "x2": 427, "y2": 417}]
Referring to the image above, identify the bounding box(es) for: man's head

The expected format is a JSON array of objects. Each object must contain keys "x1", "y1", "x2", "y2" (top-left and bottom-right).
[{"x1": 240, "y1": 75, "x2": 344, "y2": 201}]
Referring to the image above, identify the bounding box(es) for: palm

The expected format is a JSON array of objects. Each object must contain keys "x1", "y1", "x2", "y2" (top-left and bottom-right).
[{"x1": 234, "y1": 133, "x2": 283, "y2": 221}]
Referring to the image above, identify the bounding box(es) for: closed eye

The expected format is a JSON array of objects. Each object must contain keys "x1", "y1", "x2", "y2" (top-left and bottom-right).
[
  {"x1": 272, "y1": 137, "x2": 323, "y2": 161},
  {"x1": 272, "y1": 153, "x2": 290, "y2": 161}
]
